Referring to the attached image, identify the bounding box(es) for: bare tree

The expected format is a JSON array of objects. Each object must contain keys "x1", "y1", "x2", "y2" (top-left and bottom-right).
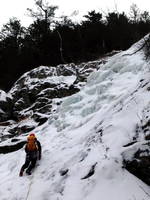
[
  {"x1": 27, "y1": 0, "x2": 58, "y2": 31},
  {"x1": 129, "y1": 3, "x2": 140, "y2": 23}
]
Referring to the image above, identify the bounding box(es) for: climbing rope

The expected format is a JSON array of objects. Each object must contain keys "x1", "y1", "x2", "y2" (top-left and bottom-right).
[
  {"x1": 25, "y1": 161, "x2": 40, "y2": 200},
  {"x1": 25, "y1": 173, "x2": 34, "y2": 200}
]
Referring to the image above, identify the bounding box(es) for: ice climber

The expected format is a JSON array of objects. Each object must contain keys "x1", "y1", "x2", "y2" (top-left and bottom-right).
[{"x1": 19, "y1": 133, "x2": 41, "y2": 176}]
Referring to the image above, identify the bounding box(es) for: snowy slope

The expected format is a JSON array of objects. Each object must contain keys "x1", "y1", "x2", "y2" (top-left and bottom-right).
[{"x1": 0, "y1": 39, "x2": 150, "y2": 200}]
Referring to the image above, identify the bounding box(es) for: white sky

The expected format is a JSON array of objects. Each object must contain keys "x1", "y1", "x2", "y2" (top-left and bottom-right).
[{"x1": 0, "y1": 0, "x2": 150, "y2": 27}]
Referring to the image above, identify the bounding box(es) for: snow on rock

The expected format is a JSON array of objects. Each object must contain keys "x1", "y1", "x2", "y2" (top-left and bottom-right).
[
  {"x1": 0, "y1": 90, "x2": 8, "y2": 101},
  {"x1": 0, "y1": 39, "x2": 150, "y2": 199},
  {"x1": 0, "y1": 60, "x2": 105, "y2": 140},
  {"x1": 0, "y1": 90, "x2": 12, "y2": 122}
]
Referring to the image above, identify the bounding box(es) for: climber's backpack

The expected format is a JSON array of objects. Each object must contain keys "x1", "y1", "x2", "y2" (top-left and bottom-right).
[{"x1": 26, "y1": 135, "x2": 38, "y2": 151}]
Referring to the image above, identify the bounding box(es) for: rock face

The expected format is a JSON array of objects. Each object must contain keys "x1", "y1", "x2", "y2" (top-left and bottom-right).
[
  {"x1": 123, "y1": 140, "x2": 150, "y2": 185},
  {"x1": 9, "y1": 62, "x2": 103, "y2": 123},
  {"x1": 0, "y1": 60, "x2": 106, "y2": 138},
  {"x1": 123, "y1": 107, "x2": 150, "y2": 186}
]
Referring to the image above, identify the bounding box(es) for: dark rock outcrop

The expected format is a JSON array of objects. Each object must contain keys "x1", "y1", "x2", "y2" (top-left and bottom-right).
[
  {"x1": 123, "y1": 141, "x2": 150, "y2": 185},
  {"x1": 0, "y1": 59, "x2": 109, "y2": 139},
  {"x1": 123, "y1": 106, "x2": 150, "y2": 185},
  {"x1": 0, "y1": 140, "x2": 26, "y2": 154},
  {"x1": 5, "y1": 62, "x2": 101, "y2": 119}
]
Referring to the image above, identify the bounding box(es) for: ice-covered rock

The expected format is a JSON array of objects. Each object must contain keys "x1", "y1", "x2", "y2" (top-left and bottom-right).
[{"x1": 0, "y1": 59, "x2": 109, "y2": 140}]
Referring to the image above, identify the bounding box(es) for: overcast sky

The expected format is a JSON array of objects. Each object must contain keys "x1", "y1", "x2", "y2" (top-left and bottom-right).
[{"x1": 0, "y1": 0, "x2": 150, "y2": 27}]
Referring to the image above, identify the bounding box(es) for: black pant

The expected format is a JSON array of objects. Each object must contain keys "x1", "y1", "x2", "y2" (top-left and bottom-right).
[{"x1": 21, "y1": 152, "x2": 37, "y2": 173}]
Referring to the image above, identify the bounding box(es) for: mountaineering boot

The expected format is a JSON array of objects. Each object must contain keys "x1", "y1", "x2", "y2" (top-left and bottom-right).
[
  {"x1": 19, "y1": 169, "x2": 24, "y2": 177},
  {"x1": 26, "y1": 169, "x2": 31, "y2": 175}
]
